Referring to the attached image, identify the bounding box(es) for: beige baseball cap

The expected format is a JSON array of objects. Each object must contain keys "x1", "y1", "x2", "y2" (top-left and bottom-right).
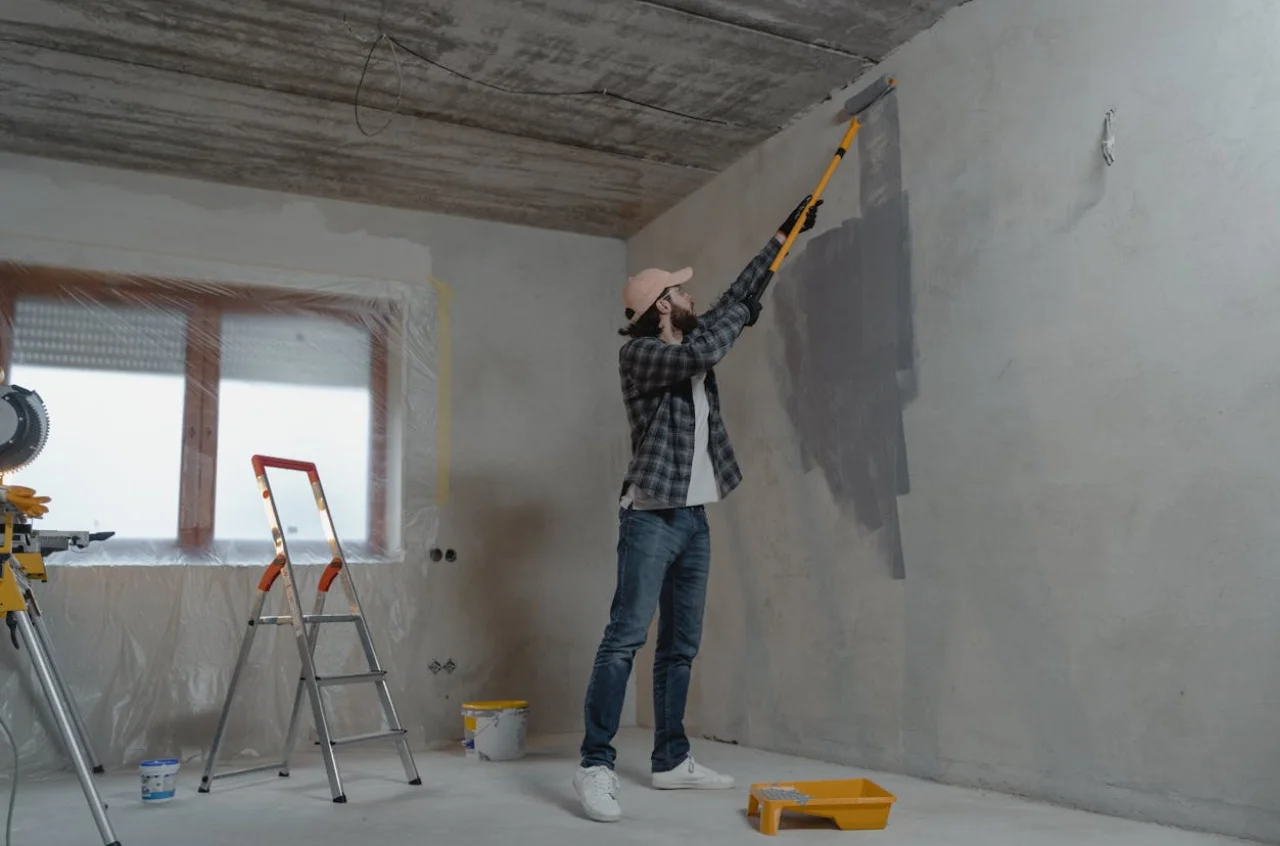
[{"x1": 623, "y1": 266, "x2": 693, "y2": 323}]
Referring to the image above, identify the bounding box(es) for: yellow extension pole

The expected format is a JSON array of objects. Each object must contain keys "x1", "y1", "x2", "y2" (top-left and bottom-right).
[
  {"x1": 770, "y1": 75, "x2": 897, "y2": 273},
  {"x1": 770, "y1": 116, "x2": 864, "y2": 273}
]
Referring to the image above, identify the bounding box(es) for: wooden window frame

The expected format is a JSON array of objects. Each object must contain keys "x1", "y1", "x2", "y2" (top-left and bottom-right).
[{"x1": 0, "y1": 263, "x2": 396, "y2": 560}]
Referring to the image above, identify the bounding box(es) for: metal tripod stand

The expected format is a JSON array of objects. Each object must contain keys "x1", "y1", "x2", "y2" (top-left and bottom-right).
[{"x1": 0, "y1": 512, "x2": 119, "y2": 846}]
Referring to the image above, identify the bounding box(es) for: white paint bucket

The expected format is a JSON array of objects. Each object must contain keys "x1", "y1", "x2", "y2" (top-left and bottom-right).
[
  {"x1": 461, "y1": 700, "x2": 528, "y2": 761},
  {"x1": 139, "y1": 757, "x2": 180, "y2": 803}
]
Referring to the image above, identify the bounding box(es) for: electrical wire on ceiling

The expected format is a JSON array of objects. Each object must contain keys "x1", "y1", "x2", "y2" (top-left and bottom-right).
[
  {"x1": 354, "y1": 32, "x2": 403, "y2": 137},
  {"x1": 344, "y1": 15, "x2": 765, "y2": 138}
]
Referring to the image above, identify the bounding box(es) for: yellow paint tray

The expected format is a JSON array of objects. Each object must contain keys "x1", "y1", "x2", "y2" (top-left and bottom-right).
[{"x1": 747, "y1": 778, "x2": 897, "y2": 836}]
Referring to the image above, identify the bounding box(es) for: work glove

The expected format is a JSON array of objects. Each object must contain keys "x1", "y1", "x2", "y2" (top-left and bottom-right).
[
  {"x1": 779, "y1": 195, "x2": 823, "y2": 238},
  {"x1": 0, "y1": 485, "x2": 51, "y2": 518}
]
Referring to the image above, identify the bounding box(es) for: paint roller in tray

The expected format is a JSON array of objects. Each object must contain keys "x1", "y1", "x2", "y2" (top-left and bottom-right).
[{"x1": 744, "y1": 74, "x2": 898, "y2": 325}]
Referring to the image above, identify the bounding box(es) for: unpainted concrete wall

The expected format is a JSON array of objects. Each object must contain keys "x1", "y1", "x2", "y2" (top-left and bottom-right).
[
  {"x1": 0, "y1": 152, "x2": 631, "y2": 772},
  {"x1": 626, "y1": 0, "x2": 1280, "y2": 840}
]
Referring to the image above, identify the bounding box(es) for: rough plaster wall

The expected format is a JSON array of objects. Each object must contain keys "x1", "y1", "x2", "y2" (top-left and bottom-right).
[
  {"x1": 0, "y1": 153, "x2": 629, "y2": 772},
  {"x1": 626, "y1": 0, "x2": 1280, "y2": 841}
]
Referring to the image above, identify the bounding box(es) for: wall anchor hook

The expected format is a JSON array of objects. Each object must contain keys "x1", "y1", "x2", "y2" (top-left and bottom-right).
[{"x1": 1102, "y1": 108, "x2": 1117, "y2": 166}]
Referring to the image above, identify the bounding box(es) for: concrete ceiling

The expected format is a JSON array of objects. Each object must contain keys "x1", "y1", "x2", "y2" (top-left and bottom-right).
[{"x1": 0, "y1": 1, "x2": 960, "y2": 238}]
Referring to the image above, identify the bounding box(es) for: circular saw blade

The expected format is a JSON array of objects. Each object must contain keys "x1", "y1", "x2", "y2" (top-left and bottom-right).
[{"x1": 0, "y1": 383, "x2": 50, "y2": 475}]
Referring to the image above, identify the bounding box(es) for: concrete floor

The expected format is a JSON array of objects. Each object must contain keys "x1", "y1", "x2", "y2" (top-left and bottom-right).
[{"x1": 10, "y1": 729, "x2": 1257, "y2": 845}]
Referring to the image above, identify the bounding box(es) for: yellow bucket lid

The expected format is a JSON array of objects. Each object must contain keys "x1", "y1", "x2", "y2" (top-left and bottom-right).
[{"x1": 462, "y1": 700, "x2": 528, "y2": 710}]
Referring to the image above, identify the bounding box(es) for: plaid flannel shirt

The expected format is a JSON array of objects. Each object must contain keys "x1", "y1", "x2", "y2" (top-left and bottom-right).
[{"x1": 618, "y1": 236, "x2": 782, "y2": 507}]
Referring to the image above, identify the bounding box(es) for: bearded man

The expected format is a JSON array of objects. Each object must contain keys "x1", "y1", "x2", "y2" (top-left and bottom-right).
[{"x1": 572, "y1": 196, "x2": 822, "y2": 823}]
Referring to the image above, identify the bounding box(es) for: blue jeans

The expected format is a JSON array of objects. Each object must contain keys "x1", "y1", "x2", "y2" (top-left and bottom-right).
[{"x1": 580, "y1": 505, "x2": 711, "y2": 773}]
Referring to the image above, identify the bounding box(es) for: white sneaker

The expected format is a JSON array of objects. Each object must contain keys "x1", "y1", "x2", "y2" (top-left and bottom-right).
[
  {"x1": 574, "y1": 765, "x2": 622, "y2": 822},
  {"x1": 652, "y1": 756, "x2": 735, "y2": 790}
]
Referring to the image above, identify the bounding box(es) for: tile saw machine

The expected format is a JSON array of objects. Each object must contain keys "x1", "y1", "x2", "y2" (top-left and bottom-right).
[{"x1": 0, "y1": 369, "x2": 122, "y2": 846}]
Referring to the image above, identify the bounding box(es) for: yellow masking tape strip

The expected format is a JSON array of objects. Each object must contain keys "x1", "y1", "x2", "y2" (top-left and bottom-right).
[{"x1": 430, "y1": 275, "x2": 453, "y2": 506}]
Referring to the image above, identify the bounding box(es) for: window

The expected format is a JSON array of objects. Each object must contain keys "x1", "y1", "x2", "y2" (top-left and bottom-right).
[
  {"x1": 0, "y1": 265, "x2": 398, "y2": 565},
  {"x1": 214, "y1": 312, "x2": 374, "y2": 550}
]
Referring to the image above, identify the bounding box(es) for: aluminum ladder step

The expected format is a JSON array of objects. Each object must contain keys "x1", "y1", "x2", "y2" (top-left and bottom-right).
[
  {"x1": 312, "y1": 671, "x2": 386, "y2": 687},
  {"x1": 318, "y1": 729, "x2": 408, "y2": 748},
  {"x1": 256, "y1": 613, "x2": 361, "y2": 626}
]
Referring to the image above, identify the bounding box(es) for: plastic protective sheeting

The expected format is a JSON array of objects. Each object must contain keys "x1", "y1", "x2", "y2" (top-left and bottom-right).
[{"x1": 0, "y1": 259, "x2": 442, "y2": 773}]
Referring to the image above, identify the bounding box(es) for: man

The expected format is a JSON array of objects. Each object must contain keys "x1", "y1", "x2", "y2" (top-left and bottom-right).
[{"x1": 574, "y1": 197, "x2": 822, "y2": 822}]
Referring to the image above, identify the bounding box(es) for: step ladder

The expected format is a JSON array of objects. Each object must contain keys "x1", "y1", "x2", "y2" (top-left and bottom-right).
[{"x1": 198, "y1": 455, "x2": 420, "y2": 803}]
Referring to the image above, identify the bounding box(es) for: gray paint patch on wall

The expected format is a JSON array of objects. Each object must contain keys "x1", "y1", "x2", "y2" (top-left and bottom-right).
[{"x1": 772, "y1": 93, "x2": 914, "y2": 578}]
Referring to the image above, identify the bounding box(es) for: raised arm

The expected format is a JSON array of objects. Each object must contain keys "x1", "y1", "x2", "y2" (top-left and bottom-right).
[
  {"x1": 708, "y1": 236, "x2": 783, "y2": 314},
  {"x1": 621, "y1": 197, "x2": 821, "y2": 392},
  {"x1": 620, "y1": 300, "x2": 751, "y2": 392},
  {"x1": 706, "y1": 196, "x2": 822, "y2": 316}
]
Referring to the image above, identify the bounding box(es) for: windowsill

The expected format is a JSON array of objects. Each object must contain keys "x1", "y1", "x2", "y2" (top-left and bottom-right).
[{"x1": 40, "y1": 538, "x2": 408, "y2": 568}]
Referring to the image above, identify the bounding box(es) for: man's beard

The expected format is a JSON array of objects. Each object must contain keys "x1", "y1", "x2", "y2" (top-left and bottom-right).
[{"x1": 671, "y1": 304, "x2": 699, "y2": 333}]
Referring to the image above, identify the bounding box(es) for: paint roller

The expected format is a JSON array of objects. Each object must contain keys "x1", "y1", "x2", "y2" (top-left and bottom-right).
[{"x1": 744, "y1": 75, "x2": 897, "y2": 325}]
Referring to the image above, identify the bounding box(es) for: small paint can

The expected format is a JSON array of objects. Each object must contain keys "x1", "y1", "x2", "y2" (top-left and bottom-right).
[
  {"x1": 461, "y1": 700, "x2": 528, "y2": 761},
  {"x1": 139, "y1": 757, "x2": 180, "y2": 803}
]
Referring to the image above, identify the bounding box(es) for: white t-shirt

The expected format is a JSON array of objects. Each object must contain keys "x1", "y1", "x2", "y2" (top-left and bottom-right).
[
  {"x1": 685, "y1": 373, "x2": 720, "y2": 506},
  {"x1": 622, "y1": 372, "x2": 721, "y2": 510}
]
